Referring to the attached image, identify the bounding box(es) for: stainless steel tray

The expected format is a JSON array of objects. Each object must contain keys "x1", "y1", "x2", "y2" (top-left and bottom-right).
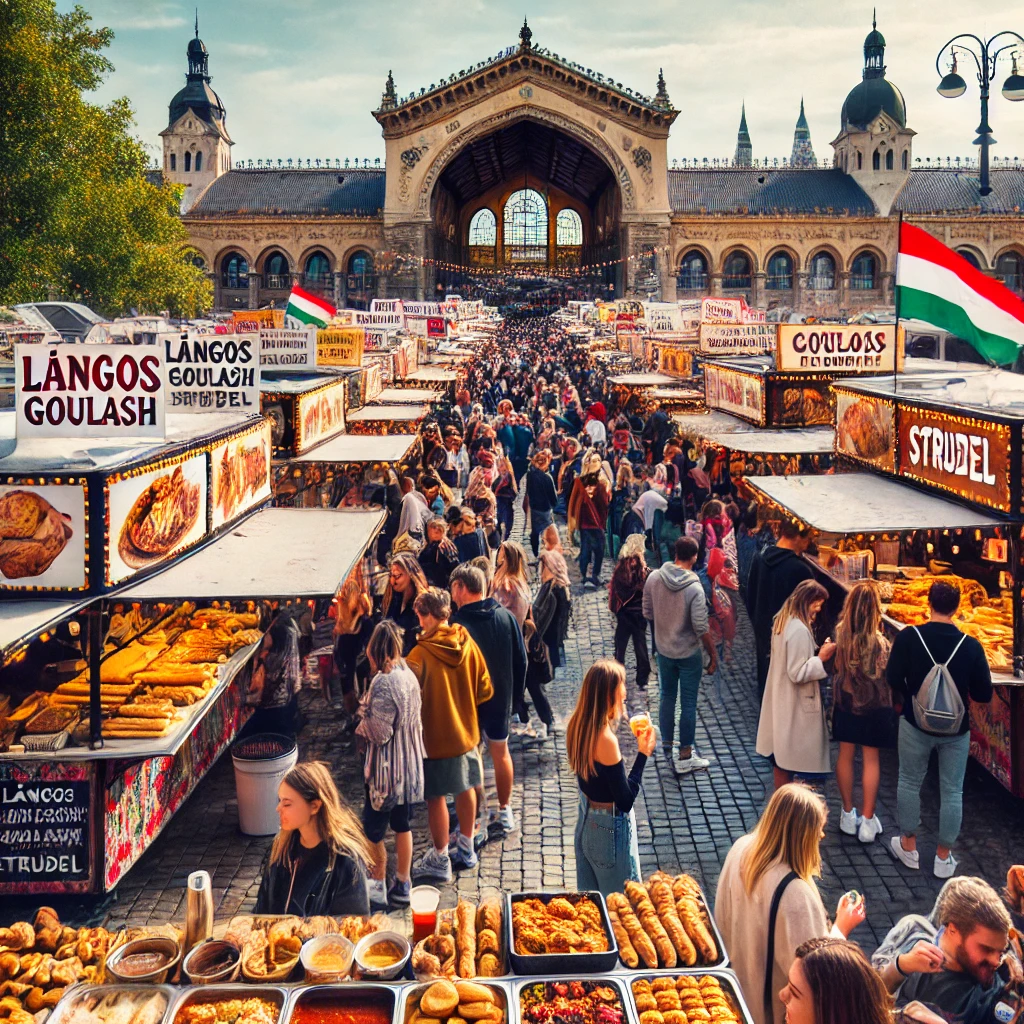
[
  {"x1": 622, "y1": 969, "x2": 754, "y2": 1024},
  {"x1": 165, "y1": 984, "x2": 290, "y2": 1024},
  {"x1": 397, "y1": 980, "x2": 514, "y2": 1024},
  {"x1": 512, "y1": 976, "x2": 634, "y2": 1024},
  {"x1": 281, "y1": 983, "x2": 401, "y2": 1024},
  {"x1": 506, "y1": 893, "x2": 619, "y2": 975},
  {"x1": 48, "y1": 985, "x2": 177, "y2": 1024}
]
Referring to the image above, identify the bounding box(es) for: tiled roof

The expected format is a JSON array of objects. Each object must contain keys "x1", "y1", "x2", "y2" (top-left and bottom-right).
[
  {"x1": 186, "y1": 169, "x2": 385, "y2": 217},
  {"x1": 668, "y1": 169, "x2": 875, "y2": 216},
  {"x1": 894, "y1": 169, "x2": 1024, "y2": 214}
]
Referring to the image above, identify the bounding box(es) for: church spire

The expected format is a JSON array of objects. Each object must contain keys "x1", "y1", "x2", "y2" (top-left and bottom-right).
[
  {"x1": 734, "y1": 102, "x2": 752, "y2": 166},
  {"x1": 790, "y1": 98, "x2": 817, "y2": 167},
  {"x1": 186, "y1": 10, "x2": 209, "y2": 81},
  {"x1": 863, "y1": 11, "x2": 886, "y2": 80},
  {"x1": 519, "y1": 17, "x2": 533, "y2": 51},
  {"x1": 655, "y1": 68, "x2": 670, "y2": 107}
]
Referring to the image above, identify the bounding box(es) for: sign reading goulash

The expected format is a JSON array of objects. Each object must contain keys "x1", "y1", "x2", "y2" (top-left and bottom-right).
[
  {"x1": 317, "y1": 327, "x2": 365, "y2": 367},
  {"x1": 165, "y1": 334, "x2": 259, "y2": 410},
  {"x1": 15, "y1": 344, "x2": 165, "y2": 438},
  {"x1": 699, "y1": 322, "x2": 776, "y2": 355},
  {"x1": 259, "y1": 327, "x2": 317, "y2": 368},
  {"x1": 777, "y1": 324, "x2": 896, "y2": 372},
  {"x1": 898, "y1": 406, "x2": 1011, "y2": 511}
]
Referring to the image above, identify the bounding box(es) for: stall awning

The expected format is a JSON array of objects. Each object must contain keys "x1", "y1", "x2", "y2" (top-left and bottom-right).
[
  {"x1": 607, "y1": 373, "x2": 677, "y2": 387},
  {"x1": 649, "y1": 388, "x2": 703, "y2": 401},
  {"x1": 0, "y1": 597, "x2": 93, "y2": 662},
  {"x1": 373, "y1": 388, "x2": 442, "y2": 405},
  {"x1": 746, "y1": 474, "x2": 1004, "y2": 534},
  {"x1": 408, "y1": 368, "x2": 457, "y2": 383},
  {"x1": 674, "y1": 411, "x2": 759, "y2": 437},
  {"x1": 289, "y1": 434, "x2": 417, "y2": 464},
  {"x1": 347, "y1": 404, "x2": 429, "y2": 422},
  {"x1": 703, "y1": 426, "x2": 834, "y2": 455},
  {"x1": 121, "y1": 508, "x2": 385, "y2": 600}
]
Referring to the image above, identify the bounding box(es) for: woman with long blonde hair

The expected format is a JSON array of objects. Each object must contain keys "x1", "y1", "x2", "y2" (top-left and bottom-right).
[
  {"x1": 567, "y1": 659, "x2": 655, "y2": 895},
  {"x1": 255, "y1": 761, "x2": 373, "y2": 916},
  {"x1": 832, "y1": 581, "x2": 894, "y2": 845},
  {"x1": 383, "y1": 552, "x2": 429, "y2": 655},
  {"x1": 492, "y1": 540, "x2": 531, "y2": 627},
  {"x1": 714, "y1": 784, "x2": 866, "y2": 1024},
  {"x1": 756, "y1": 579, "x2": 835, "y2": 789}
]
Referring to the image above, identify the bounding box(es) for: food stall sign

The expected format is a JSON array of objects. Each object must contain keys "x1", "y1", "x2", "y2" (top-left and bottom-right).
[
  {"x1": 105, "y1": 450, "x2": 209, "y2": 585},
  {"x1": 165, "y1": 334, "x2": 259, "y2": 412},
  {"x1": 699, "y1": 323, "x2": 777, "y2": 356},
  {"x1": 259, "y1": 327, "x2": 317, "y2": 369},
  {"x1": 295, "y1": 379, "x2": 347, "y2": 454},
  {"x1": 232, "y1": 309, "x2": 283, "y2": 331},
  {"x1": 317, "y1": 327, "x2": 365, "y2": 367},
  {"x1": 403, "y1": 302, "x2": 442, "y2": 317},
  {"x1": 898, "y1": 406, "x2": 1011, "y2": 512},
  {"x1": 0, "y1": 481, "x2": 88, "y2": 591},
  {"x1": 834, "y1": 390, "x2": 896, "y2": 472},
  {"x1": 14, "y1": 345, "x2": 165, "y2": 439},
  {"x1": 426, "y1": 317, "x2": 447, "y2": 338},
  {"x1": 210, "y1": 418, "x2": 272, "y2": 530},
  {"x1": 705, "y1": 364, "x2": 765, "y2": 426},
  {"x1": 776, "y1": 324, "x2": 897, "y2": 373},
  {"x1": 700, "y1": 297, "x2": 746, "y2": 323},
  {"x1": 653, "y1": 344, "x2": 694, "y2": 378}
]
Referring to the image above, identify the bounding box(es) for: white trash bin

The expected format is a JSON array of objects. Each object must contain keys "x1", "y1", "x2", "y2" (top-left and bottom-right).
[{"x1": 231, "y1": 733, "x2": 298, "y2": 836}]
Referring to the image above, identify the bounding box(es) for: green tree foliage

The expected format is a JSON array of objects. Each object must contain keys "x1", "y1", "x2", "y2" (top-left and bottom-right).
[{"x1": 0, "y1": 0, "x2": 211, "y2": 317}]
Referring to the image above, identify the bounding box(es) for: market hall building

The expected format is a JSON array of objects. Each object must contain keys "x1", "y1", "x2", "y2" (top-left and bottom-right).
[{"x1": 160, "y1": 19, "x2": 1024, "y2": 311}]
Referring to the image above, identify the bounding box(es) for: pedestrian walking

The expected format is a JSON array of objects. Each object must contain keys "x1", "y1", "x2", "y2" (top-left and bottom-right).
[
  {"x1": 609, "y1": 533, "x2": 651, "y2": 690},
  {"x1": 525, "y1": 450, "x2": 558, "y2": 558}
]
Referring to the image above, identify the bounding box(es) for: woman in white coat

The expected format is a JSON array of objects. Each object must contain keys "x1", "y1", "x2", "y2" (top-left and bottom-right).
[{"x1": 756, "y1": 579, "x2": 834, "y2": 790}]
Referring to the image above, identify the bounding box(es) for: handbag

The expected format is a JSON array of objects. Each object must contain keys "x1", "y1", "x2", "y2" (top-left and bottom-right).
[{"x1": 764, "y1": 871, "x2": 798, "y2": 1024}]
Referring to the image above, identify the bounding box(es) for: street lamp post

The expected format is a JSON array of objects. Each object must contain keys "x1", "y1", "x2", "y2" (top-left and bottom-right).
[{"x1": 935, "y1": 31, "x2": 1024, "y2": 195}]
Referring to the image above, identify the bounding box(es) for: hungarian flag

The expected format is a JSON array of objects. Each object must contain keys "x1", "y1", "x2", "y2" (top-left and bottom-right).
[
  {"x1": 285, "y1": 284, "x2": 336, "y2": 328},
  {"x1": 897, "y1": 222, "x2": 1024, "y2": 366}
]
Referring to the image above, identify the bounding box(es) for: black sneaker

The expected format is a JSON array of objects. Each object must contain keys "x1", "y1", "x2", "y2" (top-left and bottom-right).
[{"x1": 388, "y1": 878, "x2": 411, "y2": 906}]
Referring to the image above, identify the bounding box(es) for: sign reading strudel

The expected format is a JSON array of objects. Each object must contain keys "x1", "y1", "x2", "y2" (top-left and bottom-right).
[
  {"x1": 776, "y1": 325, "x2": 896, "y2": 373},
  {"x1": 897, "y1": 406, "x2": 1011, "y2": 511}
]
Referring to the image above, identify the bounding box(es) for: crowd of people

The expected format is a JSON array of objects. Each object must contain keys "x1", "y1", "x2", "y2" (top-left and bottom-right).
[{"x1": 243, "y1": 313, "x2": 1021, "y2": 1024}]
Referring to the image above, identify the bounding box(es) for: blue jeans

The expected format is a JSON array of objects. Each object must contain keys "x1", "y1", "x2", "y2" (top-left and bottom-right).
[
  {"x1": 657, "y1": 650, "x2": 704, "y2": 751},
  {"x1": 579, "y1": 528, "x2": 605, "y2": 581},
  {"x1": 529, "y1": 509, "x2": 554, "y2": 557},
  {"x1": 496, "y1": 496, "x2": 515, "y2": 542},
  {"x1": 574, "y1": 793, "x2": 640, "y2": 896},
  {"x1": 896, "y1": 718, "x2": 971, "y2": 848}
]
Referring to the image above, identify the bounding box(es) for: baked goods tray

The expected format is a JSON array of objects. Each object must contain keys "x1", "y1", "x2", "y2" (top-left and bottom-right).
[
  {"x1": 48, "y1": 984, "x2": 178, "y2": 1024},
  {"x1": 622, "y1": 969, "x2": 754, "y2": 1024},
  {"x1": 506, "y1": 891, "x2": 619, "y2": 975},
  {"x1": 396, "y1": 980, "x2": 514, "y2": 1024}
]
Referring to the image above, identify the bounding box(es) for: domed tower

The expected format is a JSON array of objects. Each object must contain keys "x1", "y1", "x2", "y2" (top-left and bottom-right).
[
  {"x1": 831, "y1": 14, "x2": 914, "y2": 212},
  {"x1": 159, "y1": 16, "x2": 233, "y2": 207}
]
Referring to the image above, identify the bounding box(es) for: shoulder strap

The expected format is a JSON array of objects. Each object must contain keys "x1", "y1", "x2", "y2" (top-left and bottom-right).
[
  {"x1": 942, "y1": 632, "x2": 969, "y2": 667},
  {"x1": 911, "y1": 626, "x2": 938, "y2": 666},
  {"x1": 765, "y1": 870, "x2": 799, "y2": 1024}
]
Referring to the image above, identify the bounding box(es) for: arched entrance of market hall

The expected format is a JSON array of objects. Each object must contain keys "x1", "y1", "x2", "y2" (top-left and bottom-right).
[{"x1": 429, "y1": 118, "x2": 621, "y2": 307}]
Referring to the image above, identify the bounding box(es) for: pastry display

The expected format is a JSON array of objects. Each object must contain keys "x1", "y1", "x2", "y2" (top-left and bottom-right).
[
  {"x1": 118, "y1": 466, "x2": 201, "y2": 569},
  {"x1": 0, "y1": 490, "x2": 74, "y2": 579},
  {"x1": 474, "y1": 897, "x2": 503, "y2": 977},
  {"x1": 608, "y1": 873, "x2": 719, "y2": 969},
  {"x1": 411, "y1": 980, "x2": 504, "y2": 1024},
  {"x1": 779, "y1": 387, "x2": 831, "y2": 426},
  {"x1": 520, "y1": 981, "x2": 625, "y2": 1024},
  {"x1": 512, "y1": 895, "x2": 609, "y2": 956},
  {"x1": 630, "y1": 976, "x2": 741, "y2": 1024},
  {"x1": 174, "y1": 999, "x2": 279, "y2": 1024},
  {"x1": 836, "y1": 397, "x2": 892, "y2": 461},
  {"x1": 214, "y1": 436, "x2": 269, "y2": 523},
  {"x1": 60, "y1": 989, "x2": 168, "y2": 1024},
  {"x1": 411, "y1": 896, "x2": 504, "y2": 980}
]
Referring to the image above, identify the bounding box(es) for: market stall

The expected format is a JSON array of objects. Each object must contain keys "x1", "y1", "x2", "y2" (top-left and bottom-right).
[
  {"x1": 347, "y1": 404, "x2": 430, "y2": 436},
  {"x1": 260, "y1": 372, "x2": 352, "y2": 458},
  {"x1": 647, "y1": 387, "x2": 705, "y2": 414},
  {"x1": 371, "y1": 388, "x2": 443, "y2": 407},
  {"x1": 606, "y1": 373, "x2": 683, "y2": 416}
]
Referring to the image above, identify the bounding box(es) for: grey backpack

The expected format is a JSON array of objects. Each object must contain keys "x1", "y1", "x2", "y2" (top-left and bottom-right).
[{"x1": 911, "y1": 627, "x2": 967, "y2": 735}]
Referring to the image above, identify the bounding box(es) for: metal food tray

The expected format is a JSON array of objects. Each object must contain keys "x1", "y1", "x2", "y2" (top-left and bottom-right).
[
  {"x1": 281, "y1": 983, "x2": 400, "y2": 1024},
  {"x1": 166, "y1": 985, "x2": 290, "y2": 1024},
  {"x1": 622, "y1": 969, "x2": 755, "y2": 1024},
  {"x1": 512, "y1": 977, "x2": 633, "y2": 1024},
  {"x1": 48, "y1": 984, "x2": 177, "y2": 1024},
  {"x1": 506, "y1": 892, "x2": 619, "y2": 975},
  {"x1": 397, "y1": 980, "x2": 514, "y2": 1024}
]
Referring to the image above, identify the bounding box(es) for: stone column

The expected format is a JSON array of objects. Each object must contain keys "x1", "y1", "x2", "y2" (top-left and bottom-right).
[
  {"x1": 794, "y1": 271, "x2": 808, "y2": 312},
  {"x1": 710, "y1": 272, "x2": 723, "y2": 297},
  {"x1": 839, "y1": 271, "x2": 851, "y2": 313},
  {"x1": 881, "y1": 270, "x2": 894, "y2": 307},
  {"x1": 752, "y1": 271, "x2": 766, "y2": 309},
  {"x1": 247, "y1": 274, "x2": 259, "y2": 310},
  {"x1": 333, "y1": 271, "x2": 345, "y2": 309}
]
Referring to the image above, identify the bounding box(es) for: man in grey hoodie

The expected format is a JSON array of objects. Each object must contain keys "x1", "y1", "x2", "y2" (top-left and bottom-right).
[{"x1": 642, "y1": 535, "x2": 717, "y2": 775}]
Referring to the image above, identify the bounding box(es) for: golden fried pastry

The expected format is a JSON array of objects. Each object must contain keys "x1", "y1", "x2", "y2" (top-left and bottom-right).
[
  {"x1": 476, "y1": 954, "x2": 501, "y2": 977},
  {"x1": 421, "y1": 981, "x2": 459, "y2": 1018}
]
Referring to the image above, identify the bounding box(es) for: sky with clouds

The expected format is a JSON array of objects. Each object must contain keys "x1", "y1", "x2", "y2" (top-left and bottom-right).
[{"x1": 59, "y1": 0, "x2": 1024, "y2": 168}]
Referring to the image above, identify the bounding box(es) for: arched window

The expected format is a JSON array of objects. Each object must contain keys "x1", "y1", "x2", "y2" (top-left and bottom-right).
[
  {"x1": 195, "y1": 151, "x2": 203, "y2": 172},
  {"x1": 722, "y1": 251, "x2": 752, "y2": 289},
  {"x1": 184, "y1": 151, "x2": 191, "y2": 172},
  {"x1": 808, "y1": 252, "x2": 836, "y2": 290},
  {"x1": 872, "y1": 149, "x2": 880, "y2": 171},
  {"x1": 997, "y1": 252, "x2": 1024, "y2": 293},
  {"x1": 221, "y1": 252, "x2": 248, "y2": 289},
  {"x1": 886, "y1": 149, "x2": 894, "y2": 170},
  {"x1": 170, "y1": 153, "x2": 176, "y2": 171},
  {"x1": 263, "y1": 252, "x2": 290, "y2": 289},
  {"x1": 956, "y1": 249, "x2": 981, "y2": 270},
  {"x1": 504, "y1": 188, "x2": 548, "y2": 263},
  {"x1": 765, "y1": 251, "x2": 794, "y2": 290},
  {"x1": 857, "y1": 151, "x2": 863, "y2": 170},
  {"x1": 677, "y1": 250, "x2": 708, "y2": 290},
  {"x1": 347, "y1": 251, "x2": 375, "y2": 309},
  {"x1": 468, "y1": 209, "x2": 496, "y2": 246},
  {"x1": 902, "y1": 150, "x2": 908, "y2": 170},
  {"x1": 556, "y1": 209, "x2": 583, "y2": 246},
  {"x1": 304, "y1": 252, "x2": 332, "y2": 291},
  {"x1": 850, "y1": 252, "x2": 877, "y2": 290}
]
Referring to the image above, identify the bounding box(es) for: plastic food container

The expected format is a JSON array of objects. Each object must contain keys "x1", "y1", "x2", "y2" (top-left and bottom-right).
[
  {"x1": 352, "y1": 930, "x2": 411, "y2": 981},
  {"x1": 507, "y1": 892, "x2": 619, "y2": 975},
  {"x1": 299, "y1": 934, "x2": 355, "y2": 982},
  {"x1": 106, "y1": 936, "x2": 182, "y2": 984},
  {"x1": 182, "y1": 940, "x2": 241, "y2": 985}
]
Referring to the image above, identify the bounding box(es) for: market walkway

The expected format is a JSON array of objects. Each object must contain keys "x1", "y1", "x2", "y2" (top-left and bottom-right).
[{"x1": 11, "y1": 503, "x2": 1024, "y2": 952}]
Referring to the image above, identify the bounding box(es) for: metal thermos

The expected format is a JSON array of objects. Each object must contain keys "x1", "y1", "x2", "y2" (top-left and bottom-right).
[{"x1": 184, "y1": 870, "x2": 214, "y2": 955}]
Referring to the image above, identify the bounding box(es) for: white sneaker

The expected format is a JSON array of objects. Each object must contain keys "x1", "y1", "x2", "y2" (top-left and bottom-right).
[
  {"x1": 534, "y1": 722, "x2": 549, "y2": 742},
  {"x1": 498, "y1": 805, "x2": 515, "y2": 833},
  {"x1": 889, "y1": 835, "x2": 920, "y2": 870},
  {"x1": 367, "y1": 877, "x2": 387, "y2": 907},
  {"x1": 675, "y1": 755, "x2": 711, "y2": 775},
  {"x1": 857, "y1": 815, "x2": 883, "y2": 844},
  {"x1": 839, "y1": 807, "x2": 860, "y2": 835},
  {"x1": 934, "y1": 853, "x2": 958, "y2": 879}
]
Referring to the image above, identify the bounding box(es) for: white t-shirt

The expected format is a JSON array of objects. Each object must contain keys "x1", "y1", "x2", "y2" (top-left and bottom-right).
[
  {"x1": 632, "y1": 489, "x2": 668, "y2": 530},
  {"x1": 585, "y1": 419, "x2": 607, "y2": 446}
]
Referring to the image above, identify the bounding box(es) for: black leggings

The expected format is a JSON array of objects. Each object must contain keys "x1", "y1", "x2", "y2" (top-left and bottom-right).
[
  {"x1": 516, "y1": 667, "x2": 554, "y2": 728},
  {"x1": 614, "y1": 610, "x2": 651, "y2": 687}
]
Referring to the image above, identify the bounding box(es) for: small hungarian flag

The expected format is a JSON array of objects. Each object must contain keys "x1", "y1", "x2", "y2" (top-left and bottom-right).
[
  {"x1": 285, "y1": 284, "x2": 336, "y2": 328},
  {"x1": 897, "y1": 222, "x2": 1024, "y2": 366}
]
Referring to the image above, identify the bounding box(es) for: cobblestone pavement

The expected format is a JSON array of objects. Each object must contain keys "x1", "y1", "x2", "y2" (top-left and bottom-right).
[{"x1": 10, "y1": 500, "x2": 1024, "y2": 953}]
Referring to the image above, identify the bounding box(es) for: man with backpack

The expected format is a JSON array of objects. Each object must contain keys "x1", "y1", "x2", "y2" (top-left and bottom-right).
[{"x1": 886, "y1": 581, "x2": 992, "y2": 878}]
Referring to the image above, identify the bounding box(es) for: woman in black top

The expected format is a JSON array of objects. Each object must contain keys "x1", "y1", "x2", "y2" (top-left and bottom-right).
[
  {"x1": 383, "y1": 554, "x2": 428, "y2": 656},
  {"x1": 565, "y1": 660, "x2": 655, "y2": 895},
  {"x1": 255, "y1": 761, "x2": 371, "y2": 916}
]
